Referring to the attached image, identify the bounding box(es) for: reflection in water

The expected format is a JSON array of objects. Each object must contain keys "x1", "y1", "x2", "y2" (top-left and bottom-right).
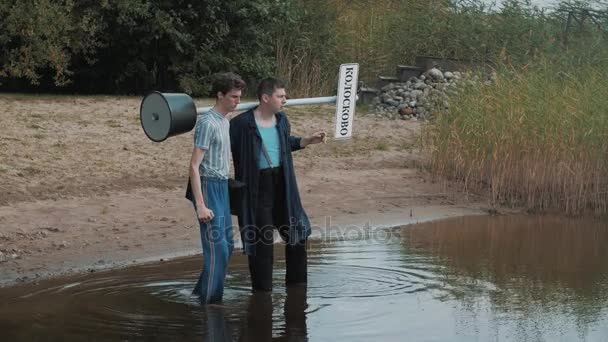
[
  {"x1": 401, "y1": 215, "x2": 608, "y2": 341},
  {"x1": 200, "y1": 286, "x2": 308, "y2": 342},
  {"x1": 237, "y1": 287, "x2": 308, "y2": 342},
  {"x1": 202, "y1": 305, "x2": 231, "y2": 342},
  {"x1": 404, "y1": 215, "x2": 608, "y2": 285},
  {"x1": 1, "y1": 215, "x2": 608, "y2": 341},
  {"x1": 0, "y1": 255, "x2": 310, "y2": 342}
]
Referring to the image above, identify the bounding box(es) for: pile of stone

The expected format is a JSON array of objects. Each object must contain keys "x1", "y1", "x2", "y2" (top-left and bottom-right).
[{"x1": 370, "y1": 68, "x2": 466, "y2": 120}]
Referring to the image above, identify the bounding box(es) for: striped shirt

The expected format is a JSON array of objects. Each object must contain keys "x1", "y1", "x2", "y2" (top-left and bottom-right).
[{"x1": 193, "y1": 108, "x2": 230, "y2": 179}]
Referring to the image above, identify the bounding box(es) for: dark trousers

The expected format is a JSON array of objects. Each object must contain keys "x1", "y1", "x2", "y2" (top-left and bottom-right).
[{"x1": 249, "y1": 166, "x2": 307, "y2": 291}]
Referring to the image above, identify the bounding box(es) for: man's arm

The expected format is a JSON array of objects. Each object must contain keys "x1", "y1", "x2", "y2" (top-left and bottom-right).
[
  {"x1": 300, "y1": 131, "x2": 327, "y2": 148},
  {"x1": 284, "y1": 115, "x2": 326, "y2": 150},
  {"x1": 189, "y1": 147, "x2": 214, "y2": 223},
  {"x1": 190, "y1": 117, "x2": 216, "y2": 223},
  {"x1": 285, "y1": 115, "x2": 304, "y2": 152}
]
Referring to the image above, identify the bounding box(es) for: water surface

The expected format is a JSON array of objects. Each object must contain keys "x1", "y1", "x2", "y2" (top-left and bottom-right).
[{"x1": 1, "y1": 215, "x2": 608, "y2": 341}]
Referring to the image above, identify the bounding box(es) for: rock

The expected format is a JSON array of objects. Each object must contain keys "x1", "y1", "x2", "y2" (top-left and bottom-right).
[
  {"x1": 414, "y1": 82, "x2": 426, "y2": 90},
  {"x1": 385, "y1": 99, "x2": 399, "y2": 107},
  {"x1": 411, "y1": 90, "x2": 423, "y2": 98},
  {"x1": 372, "y1": 66, "x2": 483, "y2": 120},
  {"x1": 399, "y1": 106, "x2": 414, "y2": 116},
  {"x1": 427, "y1": 68, "x2": 444, "y2": 80}
]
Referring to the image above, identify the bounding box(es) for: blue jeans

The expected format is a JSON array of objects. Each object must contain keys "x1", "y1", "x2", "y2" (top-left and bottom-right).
[{"x1": 192, "y1": 177, "x2": 234, "y2": 303}]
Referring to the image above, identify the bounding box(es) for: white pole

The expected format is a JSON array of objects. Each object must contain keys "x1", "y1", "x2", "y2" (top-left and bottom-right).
[{"x1": 196, "y1": 96, "x2": 337, "y2": 115}]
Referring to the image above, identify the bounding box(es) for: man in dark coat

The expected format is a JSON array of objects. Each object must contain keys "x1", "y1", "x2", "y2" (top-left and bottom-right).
[{"x1": 230, "y1": 78, "x2": 326, "y2": 291}]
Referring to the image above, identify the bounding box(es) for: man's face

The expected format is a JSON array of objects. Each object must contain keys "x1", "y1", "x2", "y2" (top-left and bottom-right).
[
  {"x1": 264, "y1": 87, "x2": 287, "y2": 113},
  {"x1": 218, "y1": 89, "x2": 242, "y2": 112}
]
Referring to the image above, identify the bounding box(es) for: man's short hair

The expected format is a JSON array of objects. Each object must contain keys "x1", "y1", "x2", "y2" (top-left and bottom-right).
[
  {"x1": 210, "y1": 72, "x2": 246, "y2": 98},
  {"x1": 257, "y1": 77, "x2": 286, "y2": 101}
]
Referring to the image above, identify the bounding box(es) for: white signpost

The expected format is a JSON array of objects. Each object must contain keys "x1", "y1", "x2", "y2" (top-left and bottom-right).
[{"x1": 334, "y1": 63, "x2": 359, "y2": 140}]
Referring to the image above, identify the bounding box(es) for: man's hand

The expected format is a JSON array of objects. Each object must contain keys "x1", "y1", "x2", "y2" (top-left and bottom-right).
[
  {"x1": 197, "y1": 206, "x2": 215, "y2": 224},
  {"x1": 301, "y1": 131, "x2": 327, "y2": 147}
]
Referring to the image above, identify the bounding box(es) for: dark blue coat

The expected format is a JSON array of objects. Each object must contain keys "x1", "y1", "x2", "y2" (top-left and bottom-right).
[{"x1": 229, "y1": 109, "x2": 311, "y2": 255}]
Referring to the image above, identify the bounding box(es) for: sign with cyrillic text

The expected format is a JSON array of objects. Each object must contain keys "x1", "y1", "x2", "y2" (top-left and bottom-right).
[{"x1": 334, "y1": 63, "x2": 359, "y2": 139}]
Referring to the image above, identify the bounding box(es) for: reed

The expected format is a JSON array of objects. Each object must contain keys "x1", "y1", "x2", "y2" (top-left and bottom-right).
[
  {"x1": 273, "y1": 0, "x2": 339, "y2": 97},
  {"x1": 426, "y1": 56, "x2": 608, "y2": 214},
  {"x1": 275, "y1": 36, "x2": 335, "y2": 97}
]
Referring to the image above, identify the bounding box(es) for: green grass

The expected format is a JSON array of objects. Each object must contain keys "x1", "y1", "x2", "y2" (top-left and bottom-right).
[
  {"x1": 374, "y1": 142, "x2": 389, "y2": 151},
  {"x1": 52, "y1": 141, "x2": 67, "y2": 150},
  {"x1": 27, "y1": 123, "x2": 45, "y2": 130},
  {"x1": 105, "y1": 119, "x2": 123, "y2": 128},
  {"x1": 78, "y1": 119, "x2": 93, "y2": 127}
]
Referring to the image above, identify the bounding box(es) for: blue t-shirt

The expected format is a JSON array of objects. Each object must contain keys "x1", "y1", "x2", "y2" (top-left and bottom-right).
[{"x1": 257, "y1": 125, "x2": 281, "y2": 169}]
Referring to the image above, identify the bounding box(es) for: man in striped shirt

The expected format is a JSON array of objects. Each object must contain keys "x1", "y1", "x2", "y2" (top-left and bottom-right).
[{"x1": 187, "y1": 72, "x2": 245, "y2": 303}]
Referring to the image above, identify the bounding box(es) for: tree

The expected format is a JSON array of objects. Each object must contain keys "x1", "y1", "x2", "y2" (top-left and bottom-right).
[{"x1": 0, "y1": 0, "x2": 102, "y2": 86}]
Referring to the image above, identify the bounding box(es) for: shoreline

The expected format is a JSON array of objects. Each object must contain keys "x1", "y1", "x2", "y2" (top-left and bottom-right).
[{"x1": 0, "y1": 191, "x2": 486, "y2": 289}]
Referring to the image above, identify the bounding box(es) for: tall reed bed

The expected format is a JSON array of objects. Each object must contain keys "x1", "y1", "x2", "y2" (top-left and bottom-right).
[
  {"x1": 274, "y1": 0, "x2": 572, "y2": 93},
  {"x1": 273, "y1": 0, "x2": 338, "y2": 97},
  {"x1": 426, "y1": 58, "x2": 608, "y2": 214}
]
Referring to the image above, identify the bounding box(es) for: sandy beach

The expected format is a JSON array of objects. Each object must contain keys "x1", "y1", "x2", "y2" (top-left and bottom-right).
[{"x1": 0, "y1": 94, "x2": 490, "y2": 287}]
